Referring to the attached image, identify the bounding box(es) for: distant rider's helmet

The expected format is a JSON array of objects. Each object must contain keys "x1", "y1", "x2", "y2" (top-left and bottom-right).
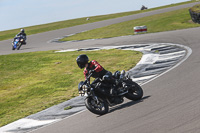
[
  {"x1": 76, "y1": 54, "x2": 89, "y2": 69},
  {"x1": 20, "y1": 29, "x2": 25, "y2": 33}
]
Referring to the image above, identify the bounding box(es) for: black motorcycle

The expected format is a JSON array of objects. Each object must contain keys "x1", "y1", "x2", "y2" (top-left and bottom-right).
[
  {"x1": 78, "y1": 70, "x2": 143, "y2": 115},
  {"x1": 141, "y1": 5, "x2": 148, "y2": 10}
]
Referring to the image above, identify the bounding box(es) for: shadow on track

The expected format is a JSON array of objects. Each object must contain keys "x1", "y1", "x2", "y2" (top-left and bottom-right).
[
  {"x1": 18, "y1": 47, "x2": 35, "y2": 50},
  {"x1": 96, "y1": 95, "x2": 150, "y2": 117},
  {"x1": 109, "y1": 95, "x2": 150, "y2": 113}
]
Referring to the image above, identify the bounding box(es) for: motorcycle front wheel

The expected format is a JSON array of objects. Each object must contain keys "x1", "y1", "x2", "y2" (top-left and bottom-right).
[
  {"x1": 17, "y1": 43, "x2": 22, "y2": 50},
  {"x1": 85, "y1": 97, "x2": 108, "y2": 115},
  {"x1": 12, "y1": 46, "x2": 15, "y2": 50},
  {"x1": 125, "y1": 81, "x2": 143, "y2": 101}
]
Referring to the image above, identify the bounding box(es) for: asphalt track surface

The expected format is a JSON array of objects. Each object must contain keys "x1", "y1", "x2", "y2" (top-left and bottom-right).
[{"x1": 1, "y1": 2, "x2": 200, "y2": 133}]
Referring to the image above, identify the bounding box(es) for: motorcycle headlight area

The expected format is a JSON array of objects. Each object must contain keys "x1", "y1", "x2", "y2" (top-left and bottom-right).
[
  {"x1": 79, "y1": 90, "x2": 85, "y2": 96},
  {"x1": 20, "y1": 39, "x2": 23, "y2": 41},
  {"x1": 79, "y1": 85, "x2": 88, "y2": 96},
  {"x1": 82, "y1": 85, "x2": 88, "y2": 90}
]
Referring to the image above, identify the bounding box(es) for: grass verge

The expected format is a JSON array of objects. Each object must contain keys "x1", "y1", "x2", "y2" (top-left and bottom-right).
[
  {"x1": 0, "y1": 49, "x2": 142, "y2": 127},
  {"x1": 61, "y1": 7, "x2": 200, "y2": 42},
  {"x1": 0, "y1": 0, "x2": 197, "y2": 41},
  {"x1": 191, "y1": 4, "x2": 200, "y2": 12}
]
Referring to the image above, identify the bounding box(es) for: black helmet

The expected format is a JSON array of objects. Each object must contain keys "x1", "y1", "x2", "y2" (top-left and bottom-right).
[
  {"x1": 76, "y1": 54, "x2": 89, "y2": 69},
  {"x1": 20, "y1": 29, "x2": 24, "y2": 33}
]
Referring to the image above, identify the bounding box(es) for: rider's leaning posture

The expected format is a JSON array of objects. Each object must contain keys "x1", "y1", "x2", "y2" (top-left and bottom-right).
[
  {"x1": 76, "y1": 54, "x2": 117, "y2": 96},
  {"x1": 13, "y1": 29, "x2": 27, "y2": 45}
]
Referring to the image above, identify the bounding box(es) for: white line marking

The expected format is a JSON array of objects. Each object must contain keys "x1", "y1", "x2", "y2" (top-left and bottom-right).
[{"x1": 132, "y1": 74, "x2": 158, "y2": 82}]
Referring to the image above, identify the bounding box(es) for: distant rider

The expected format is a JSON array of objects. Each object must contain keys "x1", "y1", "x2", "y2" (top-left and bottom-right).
[
  {"x1": 13, "y1": 29, "x2": 27, "y2": 45},
  {"x1": 76, "y1": 54, "x2": 117, "y2": 96},
  {"x1": 141, "y1": 5, "x2": 147, "y2": 10}
]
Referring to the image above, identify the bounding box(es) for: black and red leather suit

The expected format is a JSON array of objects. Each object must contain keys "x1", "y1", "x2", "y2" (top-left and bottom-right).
[
  {"x1": 76, "y1": 54, "x2": 116, "y2": 96},
  {"x1": 83, "y1": 60, "x2": 108, "y2": 79}
]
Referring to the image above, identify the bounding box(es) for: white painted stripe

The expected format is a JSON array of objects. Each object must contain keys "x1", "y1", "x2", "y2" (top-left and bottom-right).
[
  {"x1": 159, "y1": 50, "x2": 185, "y2": 56},
  {"x1": 157, "y1": 54, "x2": 184, "y2": 61},
  {"x1": 56, "y1": 49, "x2": 78, "y2": 52},
  {"x1": 29, "y1": 110, "x2": 86, "y2": 133},
  {"x1": 142, "y1": 44, "x2": 169, "y2": 50},
  {"x1": 0, "y1": 119, "x2": 59, "y2": 133},
  {"x1": 136, "y1": 53, "x2": 159, "y2": 65},
  {"x1": 132, "y1": 74, "x2": 158, "y2": 82}
]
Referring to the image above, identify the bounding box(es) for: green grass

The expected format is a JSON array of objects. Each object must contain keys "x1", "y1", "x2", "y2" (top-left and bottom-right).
[
  {"x1": 61, "y1": 7, "x2": 200, "y2": 41},
  {"x1": 64, "y1": 106, "x2": 73, "y2": 110},
  {"x1": 0, "y1": 49, "x2": 142, "y2": 127},
  {"x1": 191, "y1": 4, "x2": 200, "y2": 13},
  {"x1": 0, "y1": 0, "x2": 197, "y2": 41}
]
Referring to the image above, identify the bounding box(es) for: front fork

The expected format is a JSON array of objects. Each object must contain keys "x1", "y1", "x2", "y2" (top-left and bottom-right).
[{"x1": 90, "y1": 88, "x2": 100, "y2": 104}]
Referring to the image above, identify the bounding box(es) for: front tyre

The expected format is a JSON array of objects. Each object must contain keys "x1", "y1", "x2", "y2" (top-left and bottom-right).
[
  {"x1": 125, "y1": 81, "x2": 143, "y2": 101},
  {"x1": 12, "y1": 46, "x2": 15, "y2": 50},
  {"x1": 17, "y1": 43, "x2": 22, "y2": 50},
  {"x1": 85, "y1": 97, "x2": 108, "y2": 115}
]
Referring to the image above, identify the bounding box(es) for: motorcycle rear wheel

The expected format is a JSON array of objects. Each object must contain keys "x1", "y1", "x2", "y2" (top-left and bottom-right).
[
  {"x1": 125, "y1": 81, "x2": 143, "y2": 101},
  {"x1": 85, "y1": 97, "x2": 108, "y2": 115}
]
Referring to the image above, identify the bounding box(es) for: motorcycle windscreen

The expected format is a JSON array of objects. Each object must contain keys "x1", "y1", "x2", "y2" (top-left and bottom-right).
[{"x1": 14, "y1": 41, "x2": 19, "y2": 48}]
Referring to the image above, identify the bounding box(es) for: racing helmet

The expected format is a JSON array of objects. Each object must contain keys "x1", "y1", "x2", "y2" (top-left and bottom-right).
[
  {"x1": 76, "y1": 54, "x2": 89, "y2": 69},
  {"x1": 20, "y1": 29, "x2": 25, "y2": 33}
]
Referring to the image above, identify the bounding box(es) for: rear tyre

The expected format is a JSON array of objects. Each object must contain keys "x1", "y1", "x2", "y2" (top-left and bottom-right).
[
  {"x1": 85, "y1": 97, "x2": 108, "y2": 115},
  {"x1": 125, "y1": 81, "x2": 143, "y2": 101}
]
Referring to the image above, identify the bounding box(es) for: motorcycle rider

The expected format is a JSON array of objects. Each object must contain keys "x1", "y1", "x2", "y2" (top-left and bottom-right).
[
  {"x1": 141, "y1": 5, "x2": 147, "y2": 10},
  {"x1": 13, "y1": 29, "x2": 27, "y2": 45},
  {"x1": 76, "y1": 54, "x2": 117, "y2": 96}
]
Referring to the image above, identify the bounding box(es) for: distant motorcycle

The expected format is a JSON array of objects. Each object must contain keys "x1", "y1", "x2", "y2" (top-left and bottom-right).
[
  {"x1": 12, "y1": 35, "x2": 24, "y2": 50},
  {"x1": 141, "y1": 5, "x2": 148, "y2": 10},
  {"x1": 78, "y1": 70, "x2": 143, "y2": 115}
]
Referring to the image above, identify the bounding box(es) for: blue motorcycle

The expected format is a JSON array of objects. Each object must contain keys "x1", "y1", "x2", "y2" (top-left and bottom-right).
[{"x1": 12, "y1": 35, "x2": 24, "y2": 50}]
